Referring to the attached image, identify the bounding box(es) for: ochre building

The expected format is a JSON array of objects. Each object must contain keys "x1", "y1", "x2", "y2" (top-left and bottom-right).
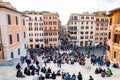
[
  {"x1": 0, "y1": 0, "x2": 27, "y2": 59},
  {"x1": 95, "y1": 11, "x2": 109, "y2": 46},
  {"x1": 43, "y1": 13, "x2": 60, "y2": 47},
  {"x1": 107, "y1": 7, "x2": 120, "y2": 62}
]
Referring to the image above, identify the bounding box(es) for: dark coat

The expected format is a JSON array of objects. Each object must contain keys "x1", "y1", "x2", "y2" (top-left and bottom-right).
[{"x1": 77, "y1": 74, "x2": 83, "y2": 80}]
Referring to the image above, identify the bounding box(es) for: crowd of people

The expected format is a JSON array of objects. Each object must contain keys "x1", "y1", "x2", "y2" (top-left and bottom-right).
[
  {"x1": 15, "y1": 46, "x2": 119, "y2": 80},
  {"x1": 95, "y1": 67, "x2": 113, "y2": 77}
]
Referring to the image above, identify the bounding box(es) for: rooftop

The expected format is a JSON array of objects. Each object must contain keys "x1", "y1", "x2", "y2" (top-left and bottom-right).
[{"x1": 109, "y1": 7, "x2": 120, "y2": 13}]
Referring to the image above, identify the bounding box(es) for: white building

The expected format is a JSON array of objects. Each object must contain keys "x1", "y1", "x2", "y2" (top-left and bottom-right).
[
  {"x1": 24, "y1": 11, "x2": 44, "y2": 49},
  {"x1": 68, "y1": 12, "x2": 95, "y2": 47}
]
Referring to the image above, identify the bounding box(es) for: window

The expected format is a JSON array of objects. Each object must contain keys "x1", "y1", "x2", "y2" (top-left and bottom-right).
[
  {"x1": 101, "y1": 18, "x2": 104, "y2": 22},
  {"x1": 97, "y1": 23, "x2": 99, "y2": 26},
  {"x1": 95, "y1": 33, "x2": 99, "y2": 36},
  {"x1": 45, "y1": 27, "x2": 47, "y2": 30},
  {"x1": 108, "y1": 32, "x2": 111, "y2": 39},
  {"x1": 40, "y1": 39, "x2": 43, "y2": 42},
  {"x1": 90, "y1": 36, "x2": 93, "y2": 39},
  {"x1": 80, "y1": 32, "x2": 84, "y2": 34},
  {"x1": 35, "y1": 33, "x2": 37, "y2": 36},
  {"x1": 40, "y1": 17, "x2": 42, "y2": 21},
  {"x1": 91, "y1": 21, "x2": 93, "y2": 24},
  {"x1": 74, "y1": 27, "x2": 77, "y2": 30},
  {"x1": 7, "y1": 14, "x2": 11, "y2": 25},
  {"x1": 101, "y1": 23, "x2": 104, "y2": 26},
  {"x1": 81, "y1": 22, "x2": 83, "y2": 24},
  {"x1": 117, "y1": 14, "x2": 120, "y2": 24},
  {"x1": 95, "y1": 38, "x2": 98, "y2": 40},
  {"x1": 80, "y1": 36, "x2": 84, "y2": 39},
  {"x1": 106, "y1": 45, "x2": 110, "y2": 51},
  {"x1": 35, "y1": 38, "x2": 39, "y2": 42},
  {"x1": 96, "y1": 18, "x2": 99, "y2": 21},
  {"x1": 110, "y1": 18, "x2": 112, "y2": 25},
  {"x1": 91, "y1": 17, "x2": 94, "y2": 19},
  {"x1": 71, "y1": 16, "x2": 73, "y2": 20},
  {"x1": 101, "y1": 28, "x2": 103, "y2": 30},
  {"x1": 114, "y1": 51, "x2": 117, "y2": 58},
  {"x1": 90, "y1": 32, "x2": 93, "y2": 34},
  {"x1": 100, "y1": 37, "x2": 103, "y2": 40},
  {"x1": 81, "y1": 26, "x2": 84, "y2": 29},
  {"x1": 86, "y1": 22, "x2": 88, "y2": 24},
  {"x1": 9, "y1": 34, "x2": 12, "y2": 44},
  {"x1": 86, "y1": 17, "x2": 89, "y2": 19},
  {"x1": 40, "y1": 33, "x2": 41, "y2": 36},
  {"x1": 24, "y1": 32, "x2": 26, "y2": 38},
  {"x1": 74, "y1": 16, "x2": 78, "y2": 20},
  {"x1": 85, "y1": 36, "x2": 88, "y2": 39},
  {"x1": 29, "y1": 17, "x2": 31, "y2": 21},
  {"x1": 17, "y1": 33, "x2": 19, "y2": 42},
  {"x1": 23, "y1": 19, "x2": 25, "y2": 25},
  {"x1": 11, "y1": 52, "x2": 14, "y2": 58},
  {"x1": 24, "y1": 44, "x2": 26, "y2": 48},
  {"x1": 16, "y1": 16, "x2": 18, "y2": 25},
  {"x1": 74, "y1": 32, "x2": 77, "y2": 34},
  {"x1": 53, "y1": 21, "x2": 57, "y2": 25},
  {"x1": 96, "y1": 28, "x2": 99, "y2": 30},
  {"x1": 91, "y1": 26, "x2": 93, "y2": 29},
  {"x1": 50, "y1": 27, "x2": 51, "y2": 30},
  {"x1": 30, "y1": 38, "x2": 33, "y2": 42},
  {"x1": 18, "y1": 48, "x2": 20, "y2": 55},
  {"x1": 81, "y1": 16, "x2": 84, "y2": 19},
  {"x1": 104, "y1": 28, "x2": 108, "y2": 30},
  {"x1": 85, "y1": 31, "x2": 88, "y2": 34},
  {"x1": 86, "y1": 26, "x2": 89, "y2": 29},
  {"x1": 71, "y1": 27, "x2": 73, "y2": 30},
  {"x1": 54, "y1": 27, "x2": 56, "y2": 30},
  {"x1": 35, "y1": 17, "x2": 37, "y2": 21},
  {"x1": 114, "y1": 34, "x2": 119, "y2": 43},
  {"x1": 74, "y1": 22, "x2": 76, "y2": 25},
  {"x1": 28, "y1": 23, "x2": 32, "y2": 27}
]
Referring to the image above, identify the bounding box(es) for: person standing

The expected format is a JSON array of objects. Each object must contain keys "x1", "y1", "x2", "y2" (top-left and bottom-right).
[
  {"x1": 65, "y1": 72, "x2": 71, "y2": 80},
  {"x1": 33, "y1": 72, "x2": 39, "y2": 80},
  {"x1": 89, "y1": 75, "x2": 94, "y2": 80},
  {"x1": 16, "y1": 63, "x2": 22, "y2": 70},
  {"x1": 77, "y1": 72, "x2": 83, "y2": 80},
  {"x1": 71, "y1": 73, "x2": 76, "y2": 80},
  {"x1": 39, "y1": 74, "x2": 45, "y2": 80},
  {"x1": 61, "y1": 75, "x2": 65, "y2": 80}
]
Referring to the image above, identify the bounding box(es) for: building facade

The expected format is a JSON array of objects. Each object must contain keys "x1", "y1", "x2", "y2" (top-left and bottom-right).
[
  {"x1": 0, "y1": 0, "x2": 27, "y2": 59},
  {"x1": 68, "y1": 12, "x2": 95, "y2": 47},
  {"x1": 43, "y1": 13, "x2": 60, "y2": 47},
  {"x1": 24, "y1": 11, "x2": 44, "y2": 49},
  {"x1": 107, "y1": 8, "x2": 120, "y2": 62},
  {"x1": 95, "y1": 14, "x2": 109, "y2": 46}
]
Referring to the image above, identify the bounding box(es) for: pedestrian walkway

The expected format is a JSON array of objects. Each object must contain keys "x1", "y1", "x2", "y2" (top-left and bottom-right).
[{"x1": 0, "y1": 59, "x2": 120, "y2": 80}]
